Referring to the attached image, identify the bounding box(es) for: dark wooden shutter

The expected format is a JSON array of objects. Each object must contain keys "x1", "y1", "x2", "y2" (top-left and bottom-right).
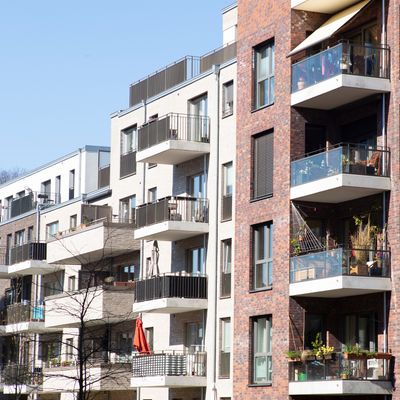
[{"x1": 253, "y1": 131, "x2": 273, "y2": 198}]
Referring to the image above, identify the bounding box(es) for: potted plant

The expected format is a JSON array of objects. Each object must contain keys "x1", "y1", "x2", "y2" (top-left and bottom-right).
[
  {"x1": 286, "y1": 350, "x2": 302, "y2": 362},
  {"x1": 297, "y1": 76, "x2": 306, "y2": 90},
  {"x1": 312, "y1": 333, "x2": 334, "y2": 360},
  {"x1": 343, "y1": 344, "x2": 367, "y2": 360},
  {"x1": 290, "y1": 238, "x2": 302, "y2": 256},
  {"x1": 340, "y1": 367, "x2": 351, "y2": 380}
]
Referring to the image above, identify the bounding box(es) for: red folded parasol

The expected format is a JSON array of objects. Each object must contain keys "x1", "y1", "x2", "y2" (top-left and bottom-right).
[{"x1": 133, "y1": 318, "x2": 151, "y2": 354}]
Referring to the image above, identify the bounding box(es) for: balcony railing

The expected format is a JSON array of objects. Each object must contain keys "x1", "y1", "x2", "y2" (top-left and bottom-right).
[
  {"x1": 6, "y1": 302, "x2": 44, "y2": 325},
  {"x1": 289, "y1": 352, "x2": 391, "y2": 382},
  {"x1": 129, "y1": 42, "x2": 237, "y2": 108},
  {"x1": 98, "y1": 164, "x2": 110, "y2": 188},
  {"x1": 291, "y1": 144, "x2": 390, "y2": 187},
  {"x1": 221, "y1": 194, "x2": 232, "y2": 221},
  {"x1": 120, "y1": 151, "x2": 136, "y2": 178},
  {"x1": 135, "y1": 196, "x2": 209, "y2": 228},
  {"x1": 3, "y1": 364, "x2": 42, "y2": 386},
  {"x1": 137, "y1": 113, "x2": 210, "y2": 152},
  {"x1": 132, "y1": 351, "x2": 206, "y2": 378},
  {"x1": 290, "y1": 248, "x2": 390, "y2": 284},
  {"x1": 292, "y1": 41, "x2": 390, "y2": 93},
  {"x1": 7, "y1": 242, "x2": 47, "y2": 265},
  {"x1": 134, "y1": 273, "x2": 207, "y2": 303}
]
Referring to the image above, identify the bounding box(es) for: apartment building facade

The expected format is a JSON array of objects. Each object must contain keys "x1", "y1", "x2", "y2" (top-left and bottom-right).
[{"x1": 234, "y1": 0, "x2": 397, "y2": 400}]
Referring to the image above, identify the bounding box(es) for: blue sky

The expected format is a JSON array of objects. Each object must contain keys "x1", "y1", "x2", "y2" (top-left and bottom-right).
[{"x1": 0, "y1": 1, "x2": 231, "y2": 170}]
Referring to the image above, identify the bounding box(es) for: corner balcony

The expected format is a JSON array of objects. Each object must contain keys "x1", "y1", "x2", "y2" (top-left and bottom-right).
[
  {"x1": 289, "y1": 353, "x2": 392, "y2": 396},
  {"x1": 134, "y1": 197, "x2": 209, "y2": 241},
  {"x1": 291, "y1": 0, "x2": 362, "y2": 13},
  {"x1": 290, "y1": 248, "x2": 391, "y2": 298},
  {"x1": 45, "y1": 285, "x2": 135, "y2": 329},
  {"x1": 46, "y1": 217, "x2": 140, "y2": 265},
  {"x1": 132, "y1": 273, "x2": 207, "y2": 314},
  {"x1": 131, "y1": 351, "x2": 206, "y2": 388},
  {"x1": 42, "y1": 360, "x2": 132, "y2": 393},
  {"x1": 3, "y1": 364, "x2": 42, "y2": 395},
  {"x1": 291, "y1": 42, "x2": 390, "y2": 109},
  {"x1": 290, "y1": 144, "x2": 390, "y2": 203},
  {"x1": 7, "y1": 242, "x2": 55, "y2": 276},
  {"x1": 5, "y1": 302, "x2": 54, "y2": 334},
  {"x1": 136, "y1": 113, "x2": 210, "y2": 165}
]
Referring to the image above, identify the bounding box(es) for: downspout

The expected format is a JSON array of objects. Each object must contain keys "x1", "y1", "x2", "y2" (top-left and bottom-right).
[
  {"x1": 78, "y1": 147, "x2": 82, "y2": 197},
  {"x1": 212, "y1": 64, "x2": 221, "y2": 400}
]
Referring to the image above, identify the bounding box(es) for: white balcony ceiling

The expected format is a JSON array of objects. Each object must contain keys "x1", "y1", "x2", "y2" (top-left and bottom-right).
[{"x1": 292, "y1": 0, "x2": 367, "y2": 14}]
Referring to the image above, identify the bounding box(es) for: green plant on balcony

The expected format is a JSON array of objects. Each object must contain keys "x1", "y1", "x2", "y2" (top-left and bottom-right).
[
  {"x1": 343, "y1": 344, "x2": 368, "y2": 360},
  {"x1": 340, "y1": 367, "x2": 352, "y2": 379},
  {"x1": 312, "y1": 333, "x2": 334, "y2": 359},
  {"x1": 350, "y1": 215, "x2": 378, "y2": 267},
  {"x1": 290, "y1": 238, "x2": 302, "y2": 256},
  {"x1": 286, "y1": 350, "x2": 302, "y2": 361}
]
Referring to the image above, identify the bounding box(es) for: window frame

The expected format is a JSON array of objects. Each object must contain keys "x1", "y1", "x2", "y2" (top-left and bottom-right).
[
  {"x1": 252, "y1": 315, "x2": 272, "y2": 385},
  {"x1": 222, "y1": 80, "x2": 234, "y2": 118},
  {"x1": 220, "y1": 239, "x2": 232, "y2": 298},
  {"x1": 219, "y1": 317, "x2": 231, "y2": 378},
  {"x1": 121, "y1": 125, "x2": 138, "y2": 155}
]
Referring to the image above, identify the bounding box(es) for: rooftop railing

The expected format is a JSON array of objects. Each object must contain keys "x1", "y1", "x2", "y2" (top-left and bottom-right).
[
  {"x1": 132, "y1": 350, "x2": 206, "y2": 378},
  {"x1": 290, "y1": 248, "x2": 390, "y2": 284},
  {"x1": 137, "y1": 113, "x2": 210, "y2": 152},
  {"x1": 292, "y1": 41, "x2": 390, "y2": 93},
  {"x1": 134, "y1": 272, "x2": 207, "y2": 303},
  {"x1": 135, "y1": 196, "x2": 209, "y2": 229},
  {"x1": 291, "y1": 143, "x2": 390, "y2": 187}
]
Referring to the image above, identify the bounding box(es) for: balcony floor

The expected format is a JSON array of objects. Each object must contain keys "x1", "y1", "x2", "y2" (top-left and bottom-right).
[
  {"x1": 290, "y1": 276, "x2": 391, "y2": 298},
  {"x1": 289, "y1": 380, "x2": 392, "y2": 396},
  {"x1": 132, "y1": 298, "x2": 208, "y2": 314},
  {"x1": 131, "y1": 375, "x2": 207, "y2": 388},
  {"x1": 137, "y1": 140, "x2": 210, "y2": 165},
  {"x1": 291, "y1": 74, "x2": 390, "y2": 110},
  {"x1": 290, "y1": 173, "x2": 391, "y2": 203},
  {"x1": 134, "y1": 221, "x2": 209, "y2": 241}
]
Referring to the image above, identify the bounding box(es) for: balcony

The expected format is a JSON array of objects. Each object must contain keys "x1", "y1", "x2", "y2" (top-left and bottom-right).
[
  {"x1": 290, "y1": 248, "x2": 391, "y2": 297},
  {"x1": 289, "y1": 353, "x2": 392, "y2": 395},
  {"x1": 291, "y1": 42, "x2": 390, "y2": 109},
  {"x1": 132, "y1": 273, "x2": 207, "y2": 314},
  {"x1": 291, "y1": 0, "x2": 362, "y2": 13},
  {"x1": 290, "y1": 144, "x2": 390, "y2": 203},
  {"x1": 131, "y1": 351, "x2": 206, "y2": 388},
  {"x1": 42, "y1": 360, "x2": 131, "y2": 393},
  {"x1": 134, "y1": 197, "x2": 209, "y2": 241},
  {"x1": 46, "y1": 217, "x2": 139, "y2": 265},
  {"x1": 136, "y1": 113, "x2": 210, "y2": 165},
  {"x1": 45, "y1": 285, "x2": 135, "y2": 328},
  {"x1": 3, "y1": 364, "x2": 42, "y2": 395}
]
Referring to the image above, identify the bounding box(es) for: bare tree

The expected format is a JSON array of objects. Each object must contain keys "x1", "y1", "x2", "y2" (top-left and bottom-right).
[{"x1": 0, "y1": 168, "x2": 27, "y2": 185}]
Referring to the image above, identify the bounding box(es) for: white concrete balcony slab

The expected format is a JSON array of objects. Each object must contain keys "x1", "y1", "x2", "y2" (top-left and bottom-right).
[
  {"x1": 42, "y1": 362, "x2": 132, "y2": 393},
  {"x1": 290, "y1": 248, "x2": 391, "y2": 298},
  {"x1": 46, "y1": 218, "x2": 139, "y2": 265},
  {"x1": 131, "y1": 351, "x2": 206, "y2": 388},
  {"x1": 292, "y1": 0, "x2": 364, "y2": 13},
  {"x1": 291, "y1": 42, "x2": 390, "y2": 110},
  {"x1": 133, "y1": 274, "x2": 208, "y2": 314},
  {"x1": 45, "y1": 285, "x2": 135, "y2": 329},
  {"x1": 290, "y1": 144, "x2": 390, "y2": 203},
  {"x1": 136, "y1": 113, "x2": 210, "y2": 165},
  {"x1": 134, "y1": 197, "x2": 209, "y2": 241}
]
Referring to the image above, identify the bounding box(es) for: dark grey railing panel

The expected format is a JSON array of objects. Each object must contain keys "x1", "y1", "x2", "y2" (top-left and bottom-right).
[
  {"x1": 120, "y1": 151, "x2": 136, "y2": 178},
  {"x1": 200, "y1": 42, "x2": 237, "y2": 73},
  {"x1": 98, "y1": 165, "x2": 110, "y2": 188},
  {"x1": 222, "y1": 194, "x2": 232, "y2": 221},
  {"x1": 8, "y1": 242, "x2": 47, "y2": 265}
]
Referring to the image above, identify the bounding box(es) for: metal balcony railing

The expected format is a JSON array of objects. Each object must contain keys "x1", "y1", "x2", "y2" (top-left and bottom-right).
[
  {"x1": 120, "y1": 151, "x2": 136, "y2": 178},
  {"x1": 6, "y1": 302, "x2": 44, "y2": 324},
  {"x1": 134, "y1": 273, "x2": 207, "y2": 303},
  {"x1": 137, "y1": 113, "x2": 210, "y2": 152},
  {"x1": 291, "y1": 143, "x2": 390, "y2": 187},
  {"x1": 98, "y1": 164, "x2": 110, "y2": 188},
  {"x1": 289, "y1": 352, "x2": 391, "y2": 382},
  {"x1": 200, "y1": 41, "x2": 237, "y2": 73},
  {"x1": 7, "y1": 242, "x2": 47, "y2": 265},
  {"x1": 135, "y1": 196, "x2": 209, "y2": 228},
  {"x1": 292, "y1": 41, "x2": 390, "y2": 93},
  {"x1": 3, "y1": 364, "x2": 42, "y2": 386},
  {"x1": 132, "y1": 351, "x2": 206, "y2": 378},
  {"x1": 290, "y1": 248, "x2": 390, "y2": 283}
]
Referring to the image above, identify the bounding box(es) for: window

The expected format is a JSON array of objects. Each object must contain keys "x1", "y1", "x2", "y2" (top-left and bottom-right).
[
  {"x1": 188, "y1": 94, "x2": 208, "y2": 141},
  {"x1": 41, "y1": 180, "x2": 51, "y2": 197},
  {"x1": 344, "y1": 313, "x2": 375, "y2": 351},
  {"x1": 68, "y1": 276, "x2": 76, "y2": 291},
  {"x1": 220, "y1": 318, "x2": 231, "y2": 378},
  {"x1": 15, "y1": 230, "x2": 25, "y2": 246},
  {"x1": 185, "y1": 322, "x2": 203, "y2": 351},
  {"x1": 27, "y1": 226, "x2": 34, "y2": 242},
  {"x1": 252, "y1": 222, "x2": 273, "y2": 290},
  {"x1": 148, "y1": 188, "x2": 157, "y2": 203},
  {"x1": 55, "y1": 175, "x2": 61, "y2": 204},
  {"x1": 222, "y1": 162, "x2": 233, "y2": 221},
  {"x1": 69, "y1": 170, "x2": 75, "y2": 199},
  {"x1": 253, "y1": 41, "x2": 274, "y2": 109},
  {"x1": 121, "y1": 125, "x2": 137, "y2": 155},
  {"x1": 187, "y1": 247, "x2": 205, "y2": 274},
  {"x1": 46, "y1": 221, "x2": 59, "y2": 241},
  {"x1": 252, "y1": 316, "x2": 272, "y2": 384},
  {"x1": 145, "y1": 327, "x2": 154, "y2": 351},
  {"x1": 222, "y1": 80, "x2": 234, "y2": 117},
  {"x1": 66, "y1": 338, "x2": 74, "y2": 361},
  {"x1": 221, "y1": 239, "x2": 232, "y2": 298},
  {"x1": 70, "y1": 215, "x2": 77, "y2": 229},
  {"x1": 120, "y1": 195, "x2": 136, "y2": 222},
  {"x1": 252, "y1": 131, "x2": 273, "y2": 199}
]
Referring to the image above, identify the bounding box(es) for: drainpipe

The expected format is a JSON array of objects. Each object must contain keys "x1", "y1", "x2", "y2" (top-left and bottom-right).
[{"x1": 211, "y1": 64, "x2": 221, "y2": 400}]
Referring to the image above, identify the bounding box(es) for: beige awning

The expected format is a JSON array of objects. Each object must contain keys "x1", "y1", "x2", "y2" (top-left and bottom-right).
[{"x1": 289, "y1": 0, "x2": 371, "y2": 56}]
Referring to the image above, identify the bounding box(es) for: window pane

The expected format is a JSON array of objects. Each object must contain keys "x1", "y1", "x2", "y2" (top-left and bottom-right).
[
  {"x1": 253, "y1": 316, "x2": 272, "y2": 384},
  {"x1": 254, "y1": 42, "x2": 274, "y2": 109},
  {"x1": 254, "y1": 356, "x2": 267, "y2": 381}
]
